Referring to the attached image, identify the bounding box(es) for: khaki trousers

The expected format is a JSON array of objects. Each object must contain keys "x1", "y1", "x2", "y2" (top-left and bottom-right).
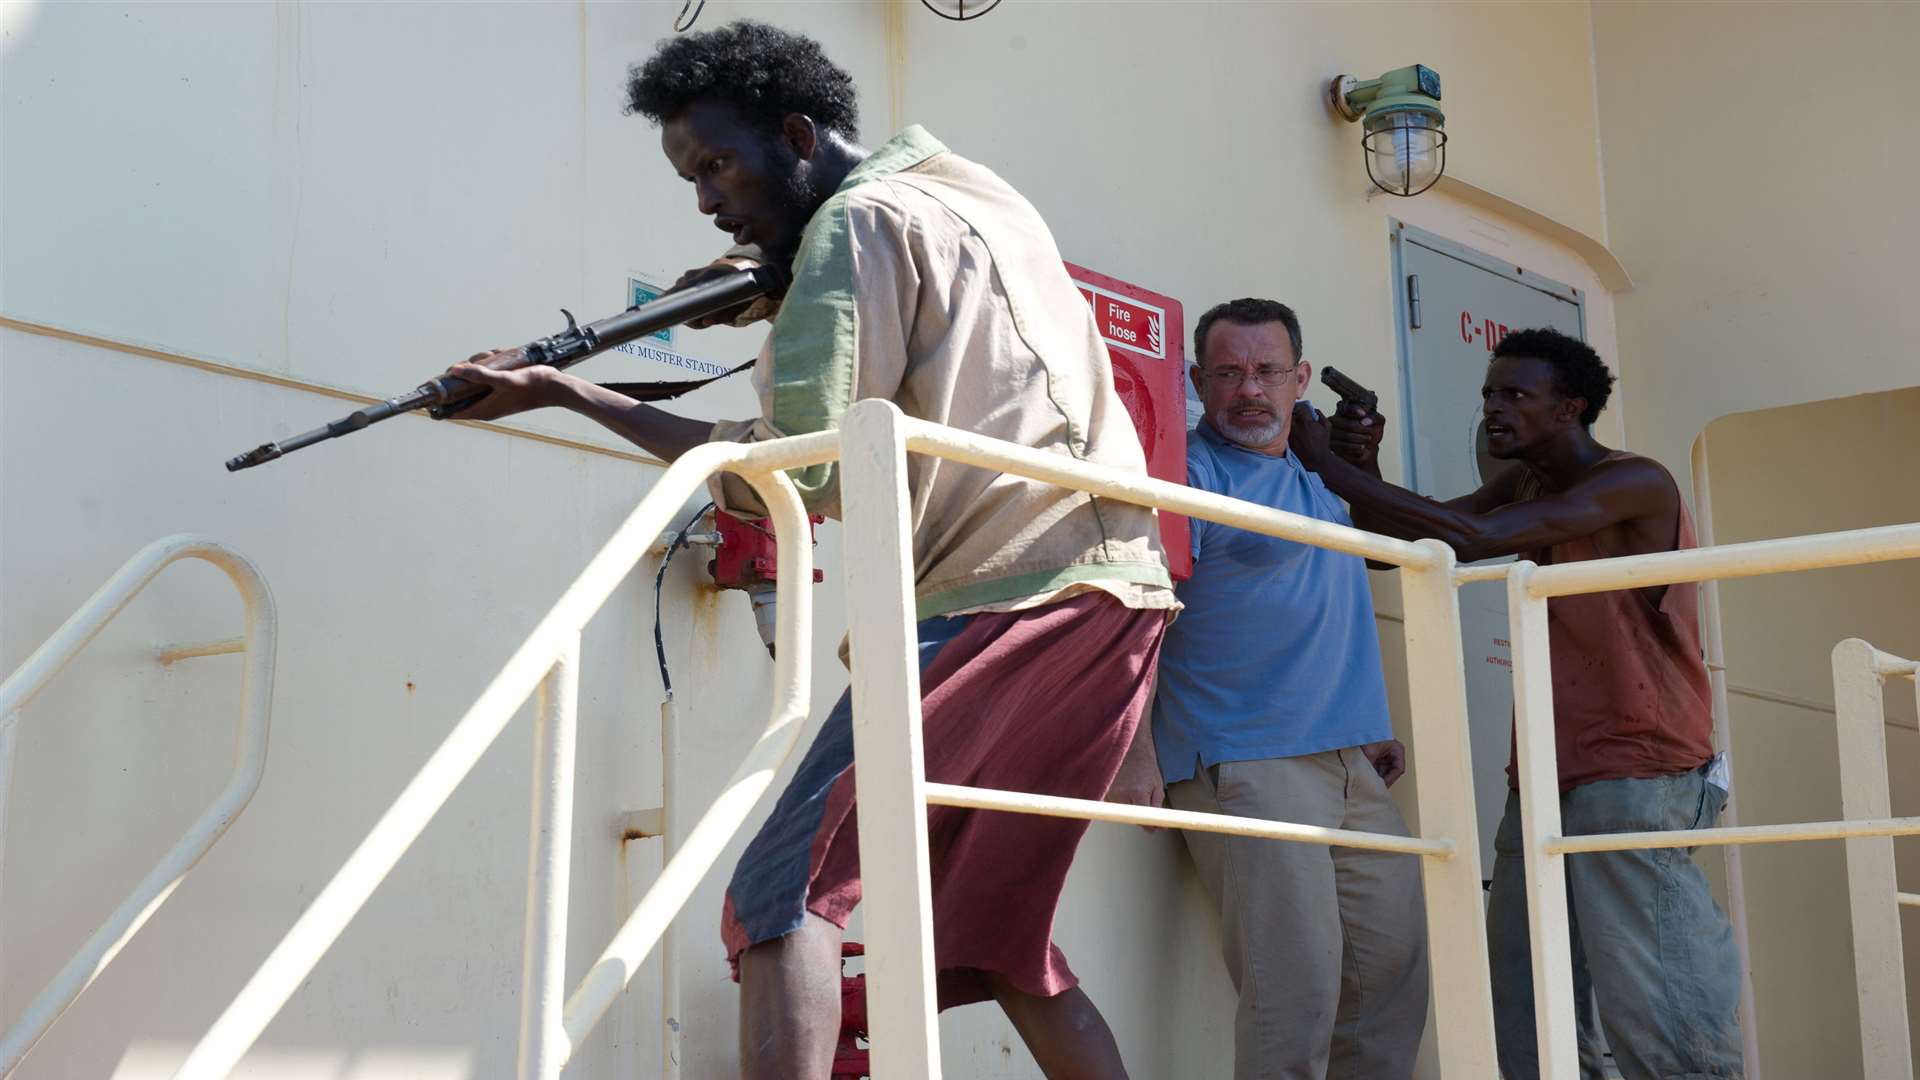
[{"x1": 1167, "y1": 747, "x2": 1430, "y2": 1080}]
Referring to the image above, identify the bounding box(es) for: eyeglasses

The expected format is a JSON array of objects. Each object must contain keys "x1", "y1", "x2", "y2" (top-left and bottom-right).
[{"x1": 1200, "y1": 364, "x2": 1300, "y2": 388}]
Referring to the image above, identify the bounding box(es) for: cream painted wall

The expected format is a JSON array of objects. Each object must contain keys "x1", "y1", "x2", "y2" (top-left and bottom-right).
[
  {"x1": 1592, "y1": 0, "x2": 1920, "y2": 478},
  {"x1": 1, "y1": 1, "x2": 1632, "y2": 1077},
  {"x1": 1698, "y1": 389, "x2": 1920, "y2": 1076},
  {"x1": 0, "y1": 0, "x2": 870, "y2": 449}
]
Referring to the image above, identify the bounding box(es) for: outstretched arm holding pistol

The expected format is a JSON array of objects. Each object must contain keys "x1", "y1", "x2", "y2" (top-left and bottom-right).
[
  {"x1": 1307, "y1": 367, "x2": 1533, "y2": 546},
  {"x1": 1318, "y1": 366, "x2": 1386, "y2": 477},
  {"x1": 1309, "y1": 366, "x2": 1402, "y2": 542}
]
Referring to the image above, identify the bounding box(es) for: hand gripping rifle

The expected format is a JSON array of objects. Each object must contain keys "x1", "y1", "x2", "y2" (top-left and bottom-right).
[{"x1": 224, "y1": 264, "x2": 788, "y2": 472}]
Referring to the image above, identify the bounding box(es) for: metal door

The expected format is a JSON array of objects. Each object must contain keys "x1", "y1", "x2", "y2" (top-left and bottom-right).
[{"x1": 1390, "y1": 222, "x2": 1586, "y2": 871}]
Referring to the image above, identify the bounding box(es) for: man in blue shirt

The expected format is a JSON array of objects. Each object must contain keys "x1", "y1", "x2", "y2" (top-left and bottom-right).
[{"x1": 1156, "y1": 299, "x2": 1429, "y2": 1078}]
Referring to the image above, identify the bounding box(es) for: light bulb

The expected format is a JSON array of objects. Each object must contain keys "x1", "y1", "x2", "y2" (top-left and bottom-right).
[{"x1": 1363, "y1": 110, "x2": 1445, "y2": 196}]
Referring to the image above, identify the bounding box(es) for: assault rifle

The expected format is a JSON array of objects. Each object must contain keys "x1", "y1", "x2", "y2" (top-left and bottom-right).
[{"x1": 224, "y1": 264, "x2": 786, "y2": 472}]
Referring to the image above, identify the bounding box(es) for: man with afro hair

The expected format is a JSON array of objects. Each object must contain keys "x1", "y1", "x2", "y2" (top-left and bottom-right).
[
  {"x1": 448, "y1": 19, "x2": 1175, "y2": 1079},
  {"x1": 1290, "y1": 328, "x2": 1743, "y2": 1078}
]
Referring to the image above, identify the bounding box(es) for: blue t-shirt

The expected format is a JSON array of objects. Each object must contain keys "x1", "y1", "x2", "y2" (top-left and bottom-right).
[{"x1": 1151, "y1": 422, "x2": 1393, "y2": 783}]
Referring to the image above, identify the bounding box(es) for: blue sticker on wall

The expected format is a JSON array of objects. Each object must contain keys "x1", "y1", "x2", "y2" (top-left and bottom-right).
[{"x1": 628, "y1": 278, "x2": 675, "y2": 346}]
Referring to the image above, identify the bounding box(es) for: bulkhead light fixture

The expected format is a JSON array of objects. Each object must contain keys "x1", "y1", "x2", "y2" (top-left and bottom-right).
[
  {"x1": 919, "y1": 0, "x2": 1003, "y2": 19},
  {"x1": 1330, "y1": 64, "x2": 1447, "y2": 197}
]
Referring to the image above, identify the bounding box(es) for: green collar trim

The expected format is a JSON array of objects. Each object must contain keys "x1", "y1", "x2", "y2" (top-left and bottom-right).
[
  {"x1": 839, "y1": 125, "x2": 948, "y2": 192},
  {"x1": 915, "y1": 560, "x2": 1173, "y2": 621}
]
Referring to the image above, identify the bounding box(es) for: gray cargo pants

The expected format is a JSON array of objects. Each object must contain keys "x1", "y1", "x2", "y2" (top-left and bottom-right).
[{"x1": 1487, "y1": 768, "x2": 1744, "y2": 1079}]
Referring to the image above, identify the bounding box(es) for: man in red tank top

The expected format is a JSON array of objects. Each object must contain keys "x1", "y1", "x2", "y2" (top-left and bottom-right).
[{"x1": 1289, "y1": 329, "x2": 1742, "y2": 1079}]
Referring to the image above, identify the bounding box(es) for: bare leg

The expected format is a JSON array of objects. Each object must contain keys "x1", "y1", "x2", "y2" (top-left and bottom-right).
[
  {"x1": 988, "y1": 974, "x2": 1131, "y2": 1080},
  {"x1": 738, "y1": 912, "x2": 844, "y2": 1080}
]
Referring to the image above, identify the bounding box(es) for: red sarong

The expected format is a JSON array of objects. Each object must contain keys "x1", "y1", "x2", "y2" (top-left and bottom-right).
[{"x1": 721, "y1": 593, "x2": 1166, "y2": 1008}]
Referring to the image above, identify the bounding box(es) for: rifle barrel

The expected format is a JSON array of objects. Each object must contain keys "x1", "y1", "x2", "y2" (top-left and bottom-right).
[{"x1": 224, "y1": 266, "x2": 782, "y2": 472}]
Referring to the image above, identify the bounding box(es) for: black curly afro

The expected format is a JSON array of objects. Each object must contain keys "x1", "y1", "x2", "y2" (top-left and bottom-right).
[
  {"x1": 1492, "y1": 327, "x2": 1615, "y2": 426},
  {"x1": 626, "y1": 20, "x2": 859, "y2": 140}
]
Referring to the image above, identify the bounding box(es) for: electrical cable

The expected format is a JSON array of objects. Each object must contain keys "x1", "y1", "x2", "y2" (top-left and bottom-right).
[
  {"x1": 653, "y1": 501, "x2": 714, "y2": 700},
  {"x1": 673, "y1": 0, "x2": 706, "y2": 32}
]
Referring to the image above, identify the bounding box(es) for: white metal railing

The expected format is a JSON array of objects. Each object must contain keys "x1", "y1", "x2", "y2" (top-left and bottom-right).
[
  {"x1": 172, "y1": 399, "x2": 1501, "y2": 1078},
  {"x1": 0, "y1": 535, "x2": 278, "y2": 1075},
  {"x1": 1837, "y1": 640, "x2": 1920, "y2": 1078},
  {"x1": 163, "y1": 395, "x2": 1920, "y2": 1078},
  {"x1": 172, "y1": 432, "x2": 832, "y2": 1079},
  {"x1": 838, "y1": 400, "x2": 1498, "y2": 1077},
  {"x1": 1503, "y1": 525, "x2": 1920, "y2": 1079},
  {"x1": 805, "y1": 415, "x2": 1906, "y2": 1078}
]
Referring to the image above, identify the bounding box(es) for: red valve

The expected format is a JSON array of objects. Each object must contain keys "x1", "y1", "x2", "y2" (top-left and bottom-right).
[{"x1": 707, "y1": 509, "x2": 826, "y2": 589}]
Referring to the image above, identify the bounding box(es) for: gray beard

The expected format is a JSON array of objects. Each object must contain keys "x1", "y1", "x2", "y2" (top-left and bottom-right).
[{"x1": 1216, "y1": 413, "x2": 1285, "y2": 449}]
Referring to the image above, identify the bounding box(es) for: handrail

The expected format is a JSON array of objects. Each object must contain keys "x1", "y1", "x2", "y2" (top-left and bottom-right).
[
  {"x1": 175, "y1": 435, "x2": 829, "y2": 1079},
  {"x1": 896, "y1": 417, "x2": 1436, "y2": 569},
  {"x1": 1453, "y1": 564, "x2": 1512, "y2": 584},
  {"x1": 177, "y1": 403, "x2": 1499, "y2": 1079},
  {"x1": 216, "y1": 407, "x2": 1920, "y2": 1077},
  {"x1": 846, "y1": 403, "x2": 1497, "y2": 1076},
  {"x1": 0, "y1": 400, "x2": 1900, "y2": 1080},
  {"x1": 156, "y1": 637, "x2": 247, "y2": 665},
  {"x1": 1873, "y1": 649, "x2": 1920, "y2": 678},
  {"x1": 1547, "y1": 815, "x2": 1920, "y2": 853},
  {"x1": 1836, "y1": 640, "x2": 1920, "y2": 1078},
  {"x1": 921, "y1": 784, "x2": 1453, "y2": 857},
  {"x1": 0, "y1": 535, "x2": 277, "y2": 1075},
  {"x1": 147, "y1": 400, "x2": 1919, "y2": 1079},
  {"x1": 1447, "y1": 481, "x2": 1897, "y2": 1075},
  {"x1": 559, "y1": 465, "x2": 816, "y2": 1053},
  {"x1": 1524, "y1": 522, "x2": 1920, "y2": 599},
  {"x1": 1507, "y1": 529, "x2": 1920, "y2": 1080}
]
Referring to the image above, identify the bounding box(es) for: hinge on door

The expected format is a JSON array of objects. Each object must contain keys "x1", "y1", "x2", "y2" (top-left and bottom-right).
[{"x1": 1406, "y1": 273, "x2": 1422, "y2": 329}]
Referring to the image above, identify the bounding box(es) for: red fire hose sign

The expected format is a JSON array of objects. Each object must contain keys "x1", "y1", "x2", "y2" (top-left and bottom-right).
[
  {"x1": 1065, "y1": 262, "x2": 1191, "y2": 580},
  {"x1": 1080, "y1": 286, "x2": 1167, "y2": 360}
]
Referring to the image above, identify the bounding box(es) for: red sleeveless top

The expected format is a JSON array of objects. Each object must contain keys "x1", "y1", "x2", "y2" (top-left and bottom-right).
[{"x1": 1505, "y1": 452, "x2": 1715, "y2": 791}]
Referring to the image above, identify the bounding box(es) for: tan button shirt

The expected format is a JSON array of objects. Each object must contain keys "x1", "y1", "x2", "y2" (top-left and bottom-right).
[{"x1": 710, "y1": 126, "x2": 1176, "y2": 620}]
